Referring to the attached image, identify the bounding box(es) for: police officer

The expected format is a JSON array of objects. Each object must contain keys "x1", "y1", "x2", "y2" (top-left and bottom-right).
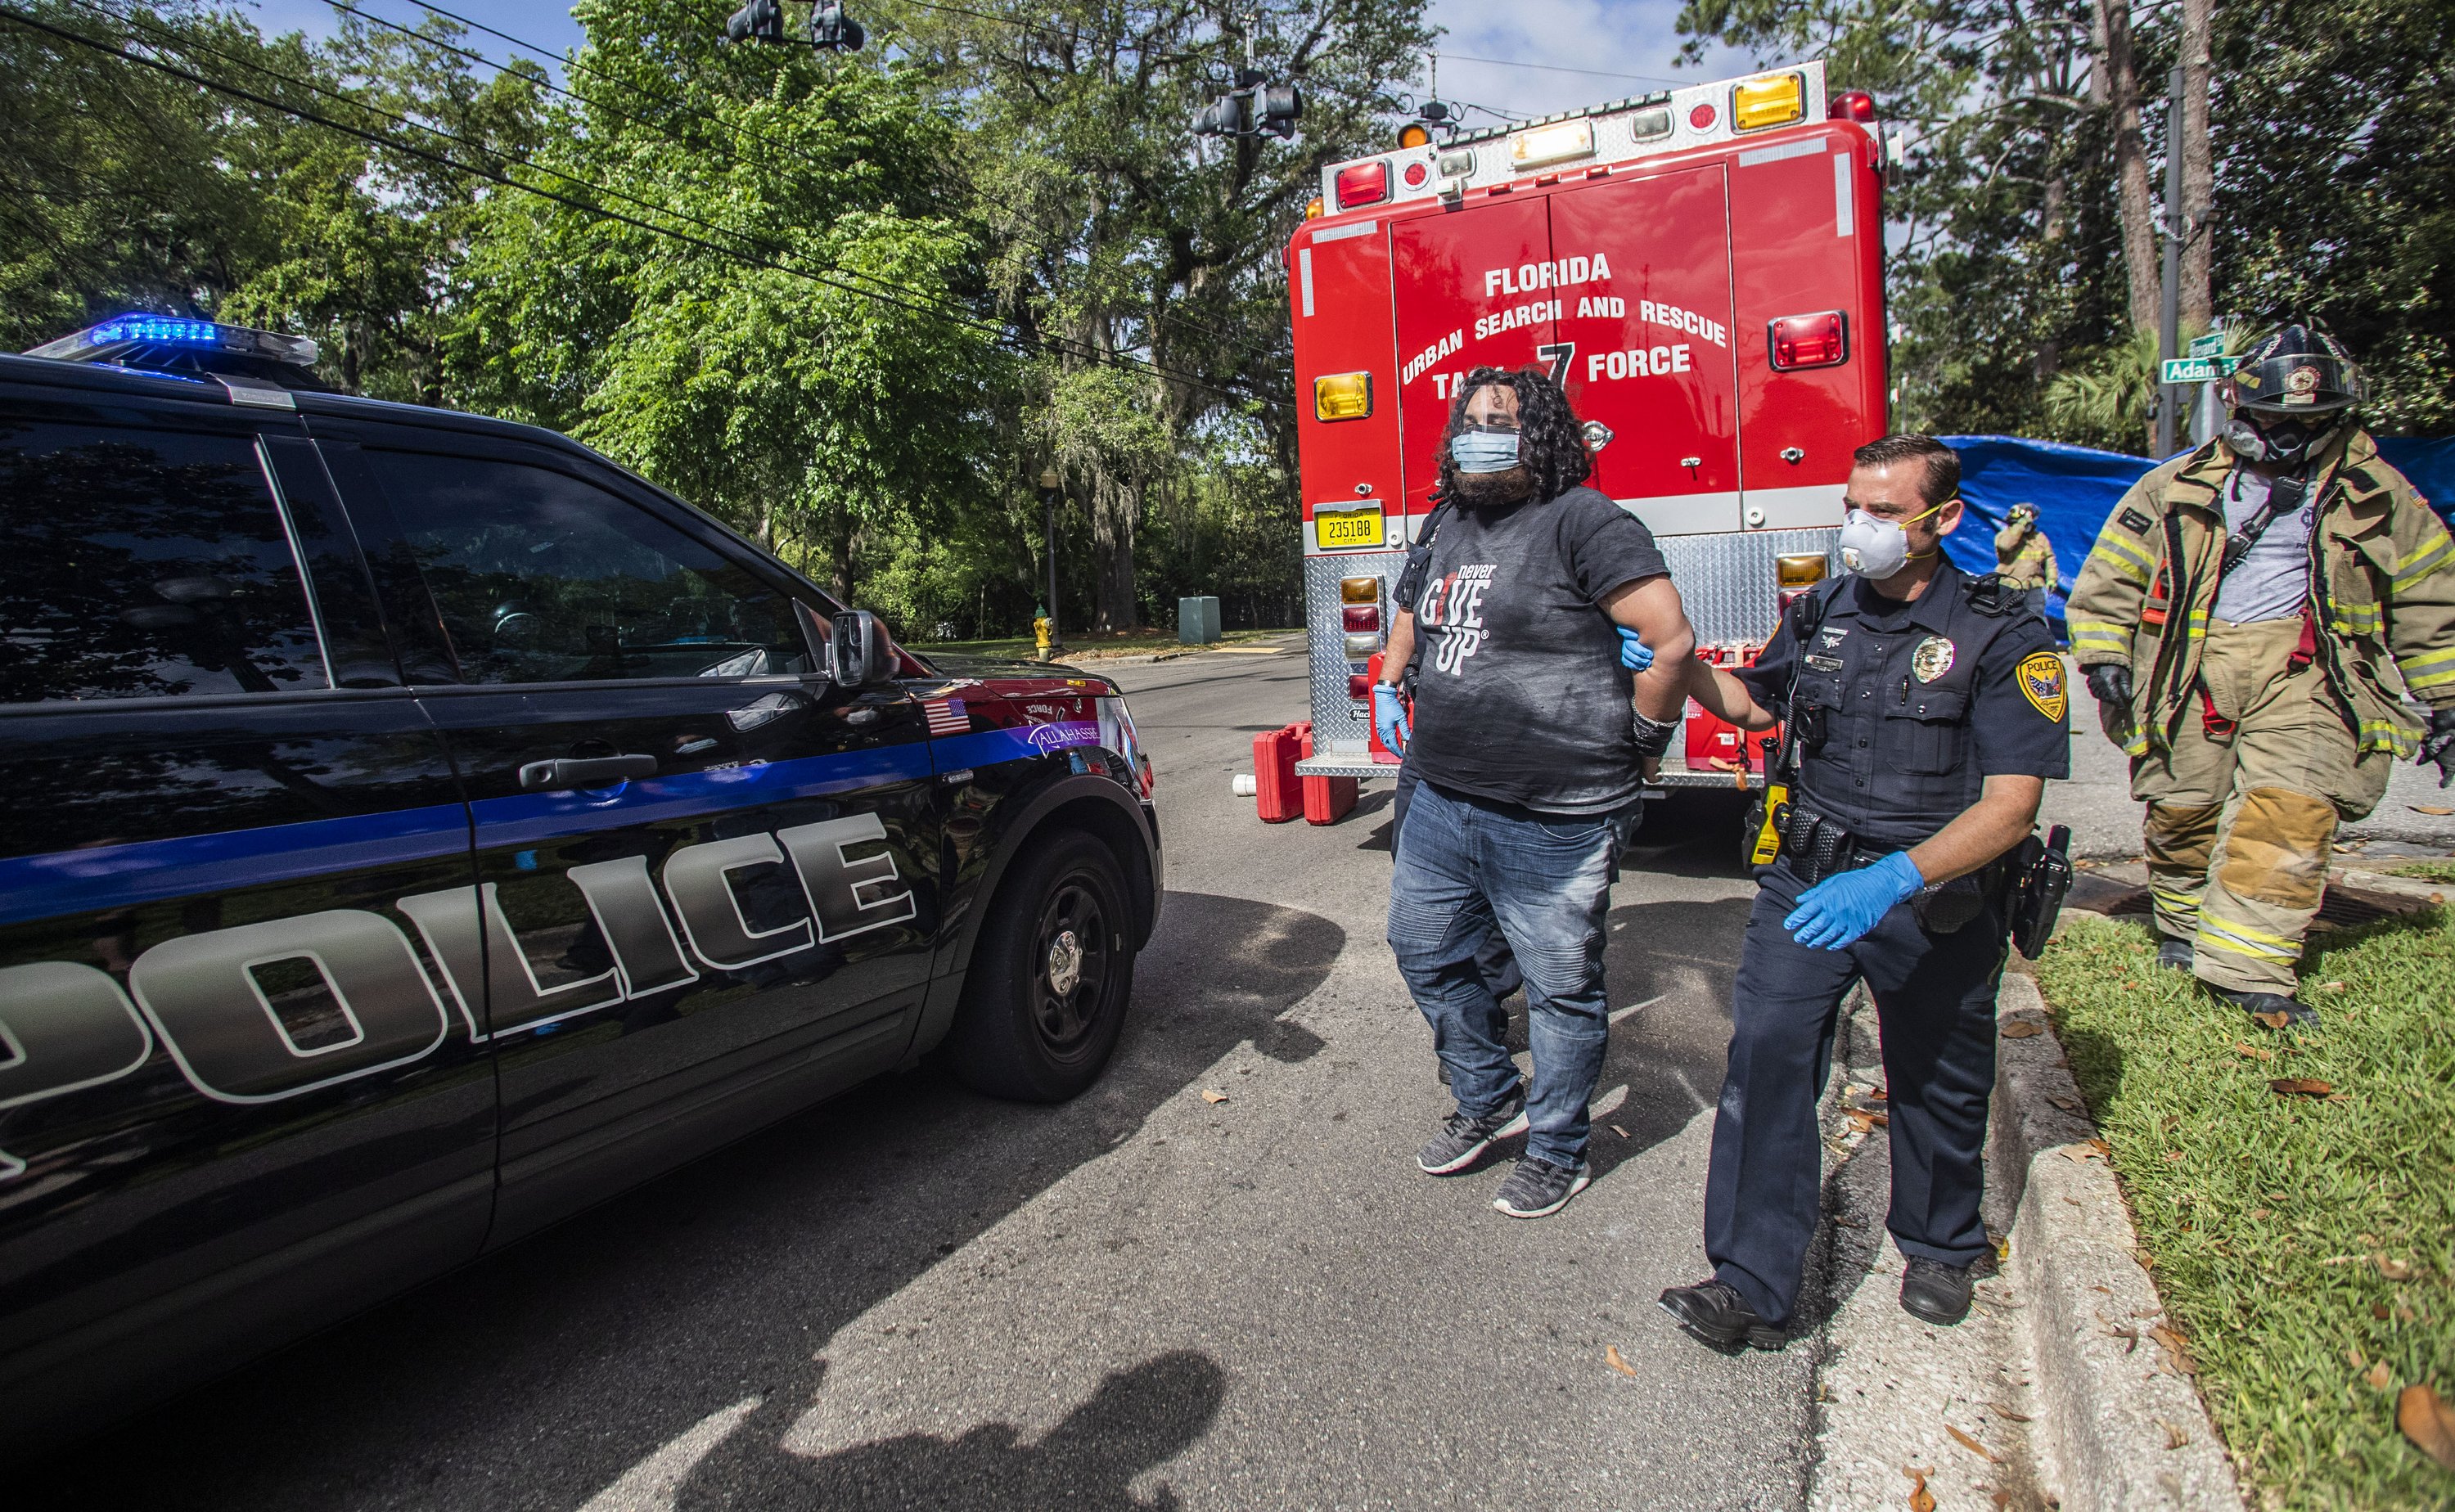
[
  {"x1": 1646, "y1": 434, "x2": 2070, "y2": 1345},
  {"x1": 1994, "y1": 502, "x2": 2059, "y2": 620},
  {"x1": 2066, "y1": 323, "x2": 2455, "y2": 1024}
]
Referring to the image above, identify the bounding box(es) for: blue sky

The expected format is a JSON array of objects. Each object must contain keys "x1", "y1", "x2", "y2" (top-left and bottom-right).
[{"x1": 240, "y1": 0, "x2": 1759, "y2": 121}]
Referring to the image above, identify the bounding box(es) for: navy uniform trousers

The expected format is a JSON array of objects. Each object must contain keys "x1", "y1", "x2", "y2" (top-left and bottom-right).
[{"x1": 1705, "y1": 855, "x2": 2007, "y2": 1325}]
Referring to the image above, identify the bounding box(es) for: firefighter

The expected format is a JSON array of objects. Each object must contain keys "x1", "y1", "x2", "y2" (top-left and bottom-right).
[
  {"x1": 1643, "y1": 434, "x2": 2069, "y2": 1345},
  {"x1": 1994, "y1": 502, "x2": 2058, "y2": 619},
  {"x1": 2065, "y1": 323, "x2": 2455, "y2": 1024}
]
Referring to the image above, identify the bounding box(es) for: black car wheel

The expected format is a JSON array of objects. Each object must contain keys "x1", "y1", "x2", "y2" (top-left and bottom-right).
[{"x1": 944, "y1": 829, "x2": 1136, "y2": 1101}]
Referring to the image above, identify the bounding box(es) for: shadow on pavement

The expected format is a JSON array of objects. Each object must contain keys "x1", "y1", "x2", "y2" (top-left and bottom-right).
[
  {"x1": 683, "y1": 1351, "x2": 1225, "y2": 1510},
  {"x1": 20, "y1": 893, "x2": 1333, "y2": 1512},
  {"x1": 1583, "y1": 895, "x2": 1753, "y2": 1180}
]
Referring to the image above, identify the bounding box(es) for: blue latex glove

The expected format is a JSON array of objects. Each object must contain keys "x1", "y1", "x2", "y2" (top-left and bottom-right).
[
  {"x1": 1784, "y1": 850, "x2": 1925, "y2": 950},
  {"x1": 1615, "y1": 627, "x2": 1655, "y2": 673},
  {"x1": 1371, "y1": 682, "x2": 1411, "y2": 754}
]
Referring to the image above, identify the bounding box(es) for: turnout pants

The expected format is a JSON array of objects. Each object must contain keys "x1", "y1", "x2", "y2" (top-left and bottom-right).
[
  {"x1": 1705, "y1": 858, "x2": 2006, "y2": 1325},
  {"x1": 2131, "y1": 618, "x2": 2393, "y2": 994}
]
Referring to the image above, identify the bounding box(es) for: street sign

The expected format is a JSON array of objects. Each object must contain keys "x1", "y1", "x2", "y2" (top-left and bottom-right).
[
  {"x1": 2161, "y1": 355, "x2": 2236, "y2": 385},
  {"x1": 2187, "y1": 332, "x2": 2226, "y2": 358}
]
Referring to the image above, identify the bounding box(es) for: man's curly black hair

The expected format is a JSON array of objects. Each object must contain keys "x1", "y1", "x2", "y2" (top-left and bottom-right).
[{"x1": 1435, "y1": 365, "x2": 1592, "y2": 505}]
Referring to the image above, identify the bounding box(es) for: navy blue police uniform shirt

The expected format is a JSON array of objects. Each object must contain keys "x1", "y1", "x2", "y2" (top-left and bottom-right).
[
  {"x1": 1737, "y1": 559, "x2": 2070, "y2": 849},
  {"x1": 1405, "y1": 484, "x2": 1669, "y2": 816}
]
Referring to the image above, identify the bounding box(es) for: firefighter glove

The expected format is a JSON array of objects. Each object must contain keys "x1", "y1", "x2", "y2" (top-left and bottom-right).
[
  {"x1": 2085, "y1": 663, "x2": 2135, "y2": 746},
  {"x1": 2421, "y1": 706, "x2": 2455, "y2": 788},
  {"x1": 1615, "y1": 628, "x2": 1655, "y2": 673},
  {"x1": 1785, "y1": 850, "x2": 1925, "y2": 950},
  {"x1": 1371, "y1": 682, "x2": 1410, "y2": 755}
]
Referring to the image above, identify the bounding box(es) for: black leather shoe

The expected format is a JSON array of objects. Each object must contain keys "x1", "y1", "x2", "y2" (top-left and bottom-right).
[
  {"x1": 2155, "y1": 938, "x2": 2193, "y2": 971},
  {"x1": 1900, "y1": 1258, "x2": 1975, "y2": 1325},
  {"x1": 2212, "y1": 986, "x2": 2318, "y2": 1028},
  {"x1": 1659, "y1": 1280, "x2": 1787, "y2": 1350}
]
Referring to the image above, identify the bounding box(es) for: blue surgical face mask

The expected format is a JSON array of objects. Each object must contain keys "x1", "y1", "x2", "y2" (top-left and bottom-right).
[{"x1": 1450, "y1": 428, "x2": 1521, "y2": 474}]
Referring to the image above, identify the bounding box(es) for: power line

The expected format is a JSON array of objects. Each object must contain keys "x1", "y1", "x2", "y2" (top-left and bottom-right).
[
  {"x1": 1438, "y1": 51, "x2": 1687, "y2": 88},
  {"x1": 6, "y1": 4, "x2": 1276, "y2": 403},
  {"x1": 371, "y1": 0, "x2": 1253, "y2": 350}
]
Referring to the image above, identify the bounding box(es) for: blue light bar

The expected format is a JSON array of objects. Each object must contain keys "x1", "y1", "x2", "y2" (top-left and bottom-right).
[
  {"x1": 25, "y1": 314, "x2": 319, "y2": 367},
  {"x1": 84, "y1": 316, "x2": 232, "y2": 349}
]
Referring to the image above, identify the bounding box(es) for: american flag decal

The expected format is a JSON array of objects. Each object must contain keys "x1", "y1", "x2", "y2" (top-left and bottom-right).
[{"x1": 923, "y1": 698, "x2": 967, "y2": 736}]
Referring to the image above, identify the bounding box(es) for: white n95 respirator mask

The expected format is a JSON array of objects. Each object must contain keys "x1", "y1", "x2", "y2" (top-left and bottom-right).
[{"x1": 1836, "y1": 504, "x2": 1940, "y2": 578}]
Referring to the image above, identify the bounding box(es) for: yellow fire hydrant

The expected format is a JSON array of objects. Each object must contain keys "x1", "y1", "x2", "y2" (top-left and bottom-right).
[{"x1": 1033, "y1": 611, "x2": 1052, "y2": 662}]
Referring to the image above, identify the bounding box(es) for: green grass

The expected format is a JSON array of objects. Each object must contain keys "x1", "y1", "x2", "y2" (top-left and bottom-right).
[
  {"x1": 2385, "y1": 859, "x2": 2455, "y2": 885},
  {"x1": 2034, "y1": 913, "x2": 2455, "y2": 1510}
]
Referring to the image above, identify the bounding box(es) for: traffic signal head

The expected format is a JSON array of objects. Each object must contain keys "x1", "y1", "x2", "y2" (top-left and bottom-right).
[
  {"x1": 810, "y1": 1, "x2": 864, "y2": 51},
  {"x1": 725, "y1": 0, "x2": 782, "y2": 43},
  {"x1": 1192, "y1": 92, "x2": 1249, "y2": 137},
  {"x1": 1259, "y1": 82, "x2": 1303, "y2": 138}
]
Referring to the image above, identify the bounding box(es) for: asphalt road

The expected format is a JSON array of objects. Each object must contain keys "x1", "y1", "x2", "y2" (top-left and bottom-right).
[{"x1": 26, "y1": 646, "x2": 1829, "y2": 1511}]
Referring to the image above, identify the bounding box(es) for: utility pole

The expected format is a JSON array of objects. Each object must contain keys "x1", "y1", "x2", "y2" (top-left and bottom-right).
[
  {"x1": 2155, "y1": 64, "x2": 2184, "y2": 457},
  {"x1": 1038, "y1": 468, "x2": 1065, "y2": 655}
]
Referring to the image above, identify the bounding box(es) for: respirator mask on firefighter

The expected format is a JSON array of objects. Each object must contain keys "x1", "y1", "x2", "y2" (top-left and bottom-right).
[
  {"x1": 1450, "y1": 426, "x2": 1522, "y2": 475},
  {"x1": 1836, "y1": 502, "x2": 1942, "y2": 578},
  {"x1": 2223, "y1": 409, "x2": 2338, "y2": 466}
]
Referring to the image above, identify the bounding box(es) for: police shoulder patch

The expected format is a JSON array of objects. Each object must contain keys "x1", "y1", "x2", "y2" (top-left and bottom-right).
[
  {"x1": 2016, "y1": 651, "x2": 2067, "y2": 722},
  {"x1": 2118, "y1": 506, "x2": 2154, "y2": 534}
]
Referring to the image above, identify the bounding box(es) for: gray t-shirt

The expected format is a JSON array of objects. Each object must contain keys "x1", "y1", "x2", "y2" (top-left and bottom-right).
[
  {"x1": 1406, "y1": 485, "x2": 1669, "y2": 814},
  {"x1": 2211, "y1": 467, "x2": 2315, "y2": 623}
]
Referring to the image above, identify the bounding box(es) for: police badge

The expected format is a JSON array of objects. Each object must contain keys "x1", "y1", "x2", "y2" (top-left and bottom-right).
[{"x1": 1912, "y1": 634, "x2": 1955, "y2": 682}]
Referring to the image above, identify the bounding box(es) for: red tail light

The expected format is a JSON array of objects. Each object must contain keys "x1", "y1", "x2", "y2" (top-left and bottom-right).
[
  {"x1": 1768, "y1": 311, "x2": 1849, "y2": 370},
  {"x1": 1341, "y1": 604, "x2": 1381, "y2": 632},
  {"x1": 1346, "y1": 673, "x2": 1373, "y2": 700},
  {"x1": 1827, "y1": 90, "x2": 1876, "y2": 123},
  {"x1": 1334, "y1": 160, "x2": 1388, "y2": 210}
]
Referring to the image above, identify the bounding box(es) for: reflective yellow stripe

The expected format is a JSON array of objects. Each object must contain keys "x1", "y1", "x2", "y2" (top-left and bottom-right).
[
  {"x1": 2198, "y1": 919, "x2": 2300, "y2": 962},
  {"x1": 2090, "y1": 532, "x2": 2157, "y2": 584},
  {"x1": 2393, "y1": 533, "x2": 2454, "y2": 592},
  {"x1": 2069, "y1": 619, "x2": 2131, "y2": 653},
  {"x1": 2124, "y1": 732, "x2": 2151, "y2": 757},
  {"x1": 2331, "y1": 603, "x2": 2383, "y2": 636},
  {"x1": 2357, "y1": 717, "x2": 2416, "y2": 756}
]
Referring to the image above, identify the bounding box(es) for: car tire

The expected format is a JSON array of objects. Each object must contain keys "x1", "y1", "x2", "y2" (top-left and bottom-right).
[{"x1": 944, "y1": 829, "x2": 1137, "y2": 1102}]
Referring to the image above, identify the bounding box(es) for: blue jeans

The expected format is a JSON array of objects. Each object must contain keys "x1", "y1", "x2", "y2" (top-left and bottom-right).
[{"x1": 1386, "y1": 781, "x2": 1631, "y2": 1166}]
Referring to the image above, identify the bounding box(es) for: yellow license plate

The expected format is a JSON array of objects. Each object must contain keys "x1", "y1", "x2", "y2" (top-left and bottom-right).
[{"x1": 1313, "y1": 506, "x2": 1385, "y2": 550}]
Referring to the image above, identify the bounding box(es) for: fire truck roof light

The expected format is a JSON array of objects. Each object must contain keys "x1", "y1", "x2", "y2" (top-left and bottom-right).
[
  {"x1": 1628, "y1": 107, "x2": 1673, "y2": 142},
  {"x1": 1732, "y1": 72, "x2": 1804, "y2": 132},
  {"x1": 1436, "y1": 147, "x2": 1474, "y2": 177},
  {"x1": 1304, "y1": 196, "x2": 1325, "y2": 219},
  {"x1": 1313, "y1": 371, "x2": 1372, "y2": 421},
  {"x1": 1509, "y1": 118, "x2": 1596, "y2": 170},
  {"x1": 1334, "y1": 160, "x2": 1388, "y2": 209},
  {"x1": 1829, "y1": 89, "x2": 1876, "y2": 123},
  {"x1": 1339, "y1": 576, "x2": 1381, "y2": 605},
  {"x1": 1777, "y1": 553, "x2": 1828, "y2": 587},
  {"x1": 1398, "y1": 122, "x2": 1432, "y2": 149}
]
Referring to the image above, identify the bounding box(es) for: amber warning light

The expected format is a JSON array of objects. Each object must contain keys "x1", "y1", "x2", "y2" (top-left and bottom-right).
[
  {"x1": 1768, "y1": 311, "x2": 1848, "y2": 370},
  {"x1": 1313, "y1": 371, "x2": 1372, "y2": 421}
]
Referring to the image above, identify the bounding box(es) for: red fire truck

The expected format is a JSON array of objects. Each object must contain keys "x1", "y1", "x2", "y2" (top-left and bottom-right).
[{"x1": 1283, "y1": 61, "x2": 1889, "y2": 791}]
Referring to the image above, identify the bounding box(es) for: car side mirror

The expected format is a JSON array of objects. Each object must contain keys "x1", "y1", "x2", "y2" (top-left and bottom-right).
[{"x1": 830, "y1": 610, "x2": 896, "y2": 687}]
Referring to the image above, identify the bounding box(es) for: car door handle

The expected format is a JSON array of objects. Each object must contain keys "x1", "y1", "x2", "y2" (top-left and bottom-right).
[{"x1": 518, "y1": 754, "x2": 658, "y2": 791}]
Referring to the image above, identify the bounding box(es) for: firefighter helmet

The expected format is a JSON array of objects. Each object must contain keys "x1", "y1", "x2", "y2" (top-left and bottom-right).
[{"x1": 2222, "y1": 322, "x2": 2364, "y2": 416}]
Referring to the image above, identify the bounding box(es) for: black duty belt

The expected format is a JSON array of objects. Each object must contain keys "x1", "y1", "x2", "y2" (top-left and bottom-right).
[{"x1": 1776, "y1": 801, "x2": 2011, "y2": 935}]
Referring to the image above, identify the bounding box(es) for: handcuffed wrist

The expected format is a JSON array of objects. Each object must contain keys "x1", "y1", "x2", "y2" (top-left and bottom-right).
[{"x1": 1630, "y1": 708, "x2": 1679, "y2": 758}]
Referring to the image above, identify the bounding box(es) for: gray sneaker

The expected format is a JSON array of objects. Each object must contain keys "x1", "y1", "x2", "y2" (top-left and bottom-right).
[
  {"x1": 1417, "y1": 1087, "x2": 1529, "y2": 1175},
  {"x1": 1492, "y1": 1155, "x2": 1591, "y2": 1218}
]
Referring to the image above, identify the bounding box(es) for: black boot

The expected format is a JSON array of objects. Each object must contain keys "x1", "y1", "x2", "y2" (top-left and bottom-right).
[
  {"x1": 2212, "y1": 985, "x2": 2318, "y2": 1028},
  {"x1": 1900, "y1": 1258, "x2": 1975, "y2": 1325},
  {"x1": 2155, "y1": 938, "x2": 2192, "y2": 971},
  {"x1": 1659, "y1": 1280, "x2": 1787, "y2": 1350}
]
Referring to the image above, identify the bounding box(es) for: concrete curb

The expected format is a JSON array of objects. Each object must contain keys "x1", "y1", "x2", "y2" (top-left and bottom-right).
[{"x1": 1989, "y1": 973, "x2": 2247, "y2": 1511}]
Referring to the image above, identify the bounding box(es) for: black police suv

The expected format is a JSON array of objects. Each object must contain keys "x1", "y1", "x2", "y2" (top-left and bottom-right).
[{"x1": 0, "y1": 317, "x2": 1161, "y2": 1454}]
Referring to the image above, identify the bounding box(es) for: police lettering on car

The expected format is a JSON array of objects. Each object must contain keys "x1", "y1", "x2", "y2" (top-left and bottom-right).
[
  {"x1": 0, "y1": 317, "x2": 1160, "y2": 1454},
  {"x1": 1630, "y1": 434, "x2": 2070, "y2": 1348}
]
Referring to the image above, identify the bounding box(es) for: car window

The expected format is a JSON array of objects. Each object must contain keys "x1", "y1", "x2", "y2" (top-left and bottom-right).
[
  {"x1": 364, "y1": 451, "x2": 813, "y2": 684},
  {"x1": 0, "y1": 420, "x2": 328, "y2": 704}
]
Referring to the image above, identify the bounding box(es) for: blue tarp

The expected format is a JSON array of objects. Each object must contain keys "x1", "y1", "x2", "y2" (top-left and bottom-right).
[{"x1": 1935, "y1": 433, "x2": 2455, "y2": 632}]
